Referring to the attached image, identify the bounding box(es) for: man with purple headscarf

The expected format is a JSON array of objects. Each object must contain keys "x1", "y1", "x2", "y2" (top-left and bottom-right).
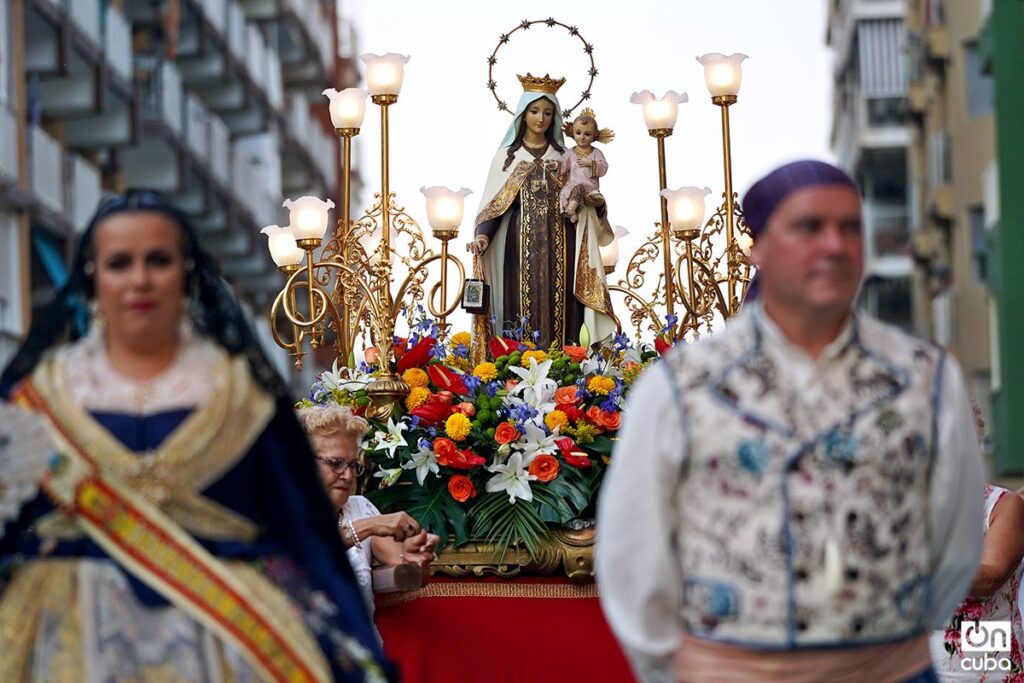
[{"x1": 597, "y1": 160, "x2": 984, "y2": 683}]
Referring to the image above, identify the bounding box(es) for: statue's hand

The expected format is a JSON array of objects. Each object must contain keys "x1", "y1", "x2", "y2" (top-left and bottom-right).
[{"x1": 467, "y1": 235, "x2": 489, "y2": 255}]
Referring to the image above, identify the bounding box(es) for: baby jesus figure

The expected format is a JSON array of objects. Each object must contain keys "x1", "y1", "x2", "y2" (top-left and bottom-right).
[{"x1": 550, "y1": 110, "x2": 613, "y2": 223}]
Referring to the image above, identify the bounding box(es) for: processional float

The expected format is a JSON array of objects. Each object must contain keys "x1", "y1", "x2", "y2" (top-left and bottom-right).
[{"x1": 262, "y1": 19, "x2": 754, "y2": 421}]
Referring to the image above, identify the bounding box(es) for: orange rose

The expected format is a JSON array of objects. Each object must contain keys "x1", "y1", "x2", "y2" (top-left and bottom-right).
[
  {"x1": 562, "y1": 345, "x2": 588, "y2": 363},
  {"x1": 433, "y1": 437, "x2": 458, "y2": 466},
  {"x1": 596, "y1": 409, "x2": 622, "y2": 430},
  {"x1": 528, "y1": 454, "x2": 560, "y2": 483},
  {"x1": 584, "y1": 406, "x2": 605, "y2": 430},
  {"x1": 494, "y1": 421, "x2": 520, "y2": 445},
  {"x1": 447, "y1": 475, "x2": 478, "y2": 503},
  {"x1": 554, "y1": 386, "x2": 580, "y2": 405},
  {"x1": 364, "y1": 347, "x2": 380, "y2": 365}
]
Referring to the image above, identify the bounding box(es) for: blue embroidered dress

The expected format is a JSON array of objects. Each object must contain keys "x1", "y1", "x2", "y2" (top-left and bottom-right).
[{"x1": 0, "y1": 330, "x2": 392, "y2": 682}]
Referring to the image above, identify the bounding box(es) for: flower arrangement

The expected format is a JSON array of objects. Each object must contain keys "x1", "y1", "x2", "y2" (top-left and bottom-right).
[{"x1": 301, "y1": 308, "x2": 659, "y2": 558}]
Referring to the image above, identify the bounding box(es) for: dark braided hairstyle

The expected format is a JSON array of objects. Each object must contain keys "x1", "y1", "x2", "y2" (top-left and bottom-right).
[
  {"x1": 1, "y1": 189, "x2": 290, "y2": 399},
  {"x1": 501, "y1": 96, "x2": 565, "y2": 172}
]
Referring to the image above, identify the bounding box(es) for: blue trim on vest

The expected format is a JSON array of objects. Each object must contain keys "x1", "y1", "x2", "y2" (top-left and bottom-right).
[
  {"x1": 707, "y1": 321, "x2": 796, "y2": 439},
  {"x1": 918, "y1": 348, "x2": 947, "y2": 630}
]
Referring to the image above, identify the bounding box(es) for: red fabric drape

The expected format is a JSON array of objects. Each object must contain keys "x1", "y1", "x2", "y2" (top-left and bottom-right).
[{"x1": 375, "y1": 576, "x2": 637, "y2": 683}]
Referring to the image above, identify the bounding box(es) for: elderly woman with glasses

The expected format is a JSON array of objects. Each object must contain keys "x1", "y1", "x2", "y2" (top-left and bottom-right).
[{"x1": 296, "y1": 404, "x2": 440, "y2": 613}]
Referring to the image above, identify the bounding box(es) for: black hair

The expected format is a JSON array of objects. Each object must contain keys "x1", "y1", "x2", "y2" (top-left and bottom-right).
[{"x1": 1, "y1": 189, "x2": 290, "y2": 399}]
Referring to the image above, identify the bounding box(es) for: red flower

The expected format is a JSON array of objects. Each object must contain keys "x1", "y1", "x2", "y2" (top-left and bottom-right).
[
  {"x1": 446, "y1": 448, "x2": 486, "y2": 470},
  {"x1": 556, "y1": 437, "x2": 592, "y2": 468},
  {"x1": 489, "y1": 336, "x2": 521, "y2": 359},
  {"x1": 494, "y1": 422, "x2": 520, "y2": 445},
  {"x1": 392, "y1": 337, "x2": 408, "y2": 360},
  {"x1": 528, "y1": 454, "x2": 560, "y2": 482},
  {"x1": 411, "y1": 395, "x2": 454, "y2": 427},
  {"x1": 396, "y1": 337, "x2": 436, "y2": 373},
  {"x1": 595, "y1": 409, "x2": 621, "y2": 430},
  {"x1": 427, "y1": 364, "x2": 469, "y2": 395},
  {"x1": 447, "y1": 475, "x2": 478, "y2": 502},
  {"x1": 556, "y1": 402, "x2": 582, "y2": 423},
  {"x1": 432, "y1": 437, "x2": 458, "y2": 465},
  {"x1": 654, "y1": 335, "x2": 673, "y2": 356},
  {"x1": 562, "y1": 345, "x2": 588, "y2": 363}
]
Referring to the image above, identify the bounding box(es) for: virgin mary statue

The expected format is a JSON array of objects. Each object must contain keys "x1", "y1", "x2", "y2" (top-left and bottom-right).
[{"x1": 471, "y1": 74, "x2": 615, "y2": 347}]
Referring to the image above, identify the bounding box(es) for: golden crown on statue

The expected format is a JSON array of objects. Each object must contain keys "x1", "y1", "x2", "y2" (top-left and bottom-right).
[{"x1": 517, "y1": 72, "x2": 566, "y2": 94}]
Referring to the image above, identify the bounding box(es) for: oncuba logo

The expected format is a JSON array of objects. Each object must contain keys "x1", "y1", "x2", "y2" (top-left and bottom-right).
[{"x1": 960, "y1": 620, "x2": 1013, "y2": 672}]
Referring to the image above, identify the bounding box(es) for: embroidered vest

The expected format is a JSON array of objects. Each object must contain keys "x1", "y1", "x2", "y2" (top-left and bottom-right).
[{"x1": 663, "y1": 311, "x2": 944, "y2": 648}]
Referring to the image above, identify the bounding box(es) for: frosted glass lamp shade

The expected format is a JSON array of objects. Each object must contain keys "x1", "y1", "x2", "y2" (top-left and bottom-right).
[
  {"x1": 661, "y1": 186, "x2": 712, "y2": 234},
  {"x1": 261, "y1": 224, "x2": 304, "y2": 266},
  {"x1": 420, "y1": 186, "x2": 473, "y2": 236},
  {"x1": 696, "y1": 53, "x2": 748, "y2": 97},
  {"x1": 283, "y1": 196, "x2": 335, "y2": 242},
  {"x1": 323, "y1": 88, "x2": 368, "y2": 128},
  {"x1": 629, "y1": 90, "x2": 689, "y2": 130},
  {"x1": 360, "y1": 53, "x2": 410, "y2": 96}
]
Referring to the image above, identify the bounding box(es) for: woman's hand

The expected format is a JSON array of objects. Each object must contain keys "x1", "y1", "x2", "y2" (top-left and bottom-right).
[
  {"x1": 400, "y1": 531, "x2": 441, "y2": 567},
  {"x1": 354, "y1": 511, "x2": 422, "y2": 543},
  {"x1": 467, "y1": 235, "x2": 489, "y2": 256}
]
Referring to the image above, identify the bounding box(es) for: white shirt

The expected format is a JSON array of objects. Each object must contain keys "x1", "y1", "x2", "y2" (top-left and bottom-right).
[
  {"x1": 343, "y1": 494, "x2": 380, "y2": 616},
  {"x1": 595, "y1": 307, "x2": 986, "y2": 683}
]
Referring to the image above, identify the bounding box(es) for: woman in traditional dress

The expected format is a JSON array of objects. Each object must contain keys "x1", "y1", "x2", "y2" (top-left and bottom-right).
[
  {"x1": 0, "y1": 191, "x2": 394, "y2": 682},
  {"x1": 468, "y1": 74, "x2": 615, "y2": 347},
  {"x1": 929, "y1": 482, "x2": 1024, "y2": 681}
]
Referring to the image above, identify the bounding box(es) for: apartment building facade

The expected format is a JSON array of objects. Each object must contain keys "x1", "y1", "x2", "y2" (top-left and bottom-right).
[
  {"x1": 0, "y1": 0, "x2": 360, "y2": 384},
  {"x1": 827, "y1": 0, "x2": 914, "y2": 331}
]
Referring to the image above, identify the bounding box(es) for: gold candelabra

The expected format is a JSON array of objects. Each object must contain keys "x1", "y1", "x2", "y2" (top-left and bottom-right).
[
  {"x1": 607, "y1": 54, "x2": 754, "y2": 341},
  {"x1": 263, "y1": 54, "x2": 470, "y2": 419}
]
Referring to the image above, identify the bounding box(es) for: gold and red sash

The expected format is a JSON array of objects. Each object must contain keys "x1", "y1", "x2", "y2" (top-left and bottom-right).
[{"x1": 10, "y1": 363, "x2": 331, "y2": 683}]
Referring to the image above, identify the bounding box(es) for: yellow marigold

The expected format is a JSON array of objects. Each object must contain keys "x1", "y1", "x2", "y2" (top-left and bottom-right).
[
  {"x1": 445, "y1": 412, "x2": 472, "y2": 441},
  {"x1": 521, "y1": 340, "x2": 537, "y2": 350},
  {"x1": 450, "y1": 331, "x2": 472, "y2": 348},
  {"x1": 405, "y1": 386, "x2": 431, "y2": 411},
  {"x1": 402, "y1": 368, "x2": 430, "y2": 388},
  {"x1": 521, "y1": 349, "x2": 548, "y2": 366},
  {"x1": 446, "y1": 354, "x2": 470, "y2": 372},
  {"x1": 473, "y1": 362, "x2": 498, "y2": 382},
  {"x1": 587, "y1": 375, "x2": 616, "y2": 396},
  {"x1": 544, "y1": 410, "x2": 568, "y2": 432}
]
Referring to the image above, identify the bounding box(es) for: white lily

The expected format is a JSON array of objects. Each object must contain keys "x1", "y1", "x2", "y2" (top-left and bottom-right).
[
  {"x1": 371, "y1": 418, "x2": 408, "y2": 458},
  {"x1": 514, "y1": 418, "x2": 560, "y2": 466},
  {"x1": 319, "y1": 357, "x2": 371, "y2": 396},
  {"x1": 373, "y1": 466, "x2": 403, "y2": 488},
  {"x1": 485, "y1": 452, "x2": 537, "y2": 504},
  {"x1": 507, "y1": 358, "x2": 558, "y2": 408},
  {"x1": 402, "y1": 442, "x2": 439, "y2": 485}
]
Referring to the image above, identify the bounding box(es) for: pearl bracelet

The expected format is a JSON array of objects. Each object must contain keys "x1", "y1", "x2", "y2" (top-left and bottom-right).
[{"x1": 339, "y1": 515, "x2": 363, "y2": 550}]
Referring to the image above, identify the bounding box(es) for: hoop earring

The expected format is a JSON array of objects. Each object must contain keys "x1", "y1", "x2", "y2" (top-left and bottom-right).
[{"x1": 88, "y1": 300, "x2": 106, "y2": 338}]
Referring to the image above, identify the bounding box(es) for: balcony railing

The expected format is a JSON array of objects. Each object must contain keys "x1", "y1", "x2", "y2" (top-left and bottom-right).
[
  {"x1": 185, "y1": 94, "x2": 209, "y2": 162},
  {"x1": 29, "y1": 126, "x2": 64, "y2": 214},
  {"x1": 227, "y1": 3, "x2": 247, "y2": 65},
  {"x1": 69, "y1": 0, "x2": 102, "y2": 47},
  {"x1": 209, "y1": 115, "x2": 231, "y2": 187},
  {"x1": 140, "y1": 61, "x2": 184, "y2": 137},
  {"x1": 202, "y1": 0, "x2": 228, "y2": 35},
  {"x1": 104, "y1": 6, "x2": 133, "y2": 83},
  {"x1": 869, "y1": 205, "x2": 911, "y2": 259},
  {"x1": 928, "y1": 130, "x2": 951, "y2": 186},
  {"x1": 66, "y1": 153, "x2": 102, "y2": 232},
  {"x1": 0, "y1": 107, "x2": 18, "y2": 183}
]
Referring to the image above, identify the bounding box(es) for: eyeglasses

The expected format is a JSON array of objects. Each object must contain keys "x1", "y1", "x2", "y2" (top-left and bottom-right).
[{"x1": 315, "y1": 456, "x2": 366, "y2": 476}]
